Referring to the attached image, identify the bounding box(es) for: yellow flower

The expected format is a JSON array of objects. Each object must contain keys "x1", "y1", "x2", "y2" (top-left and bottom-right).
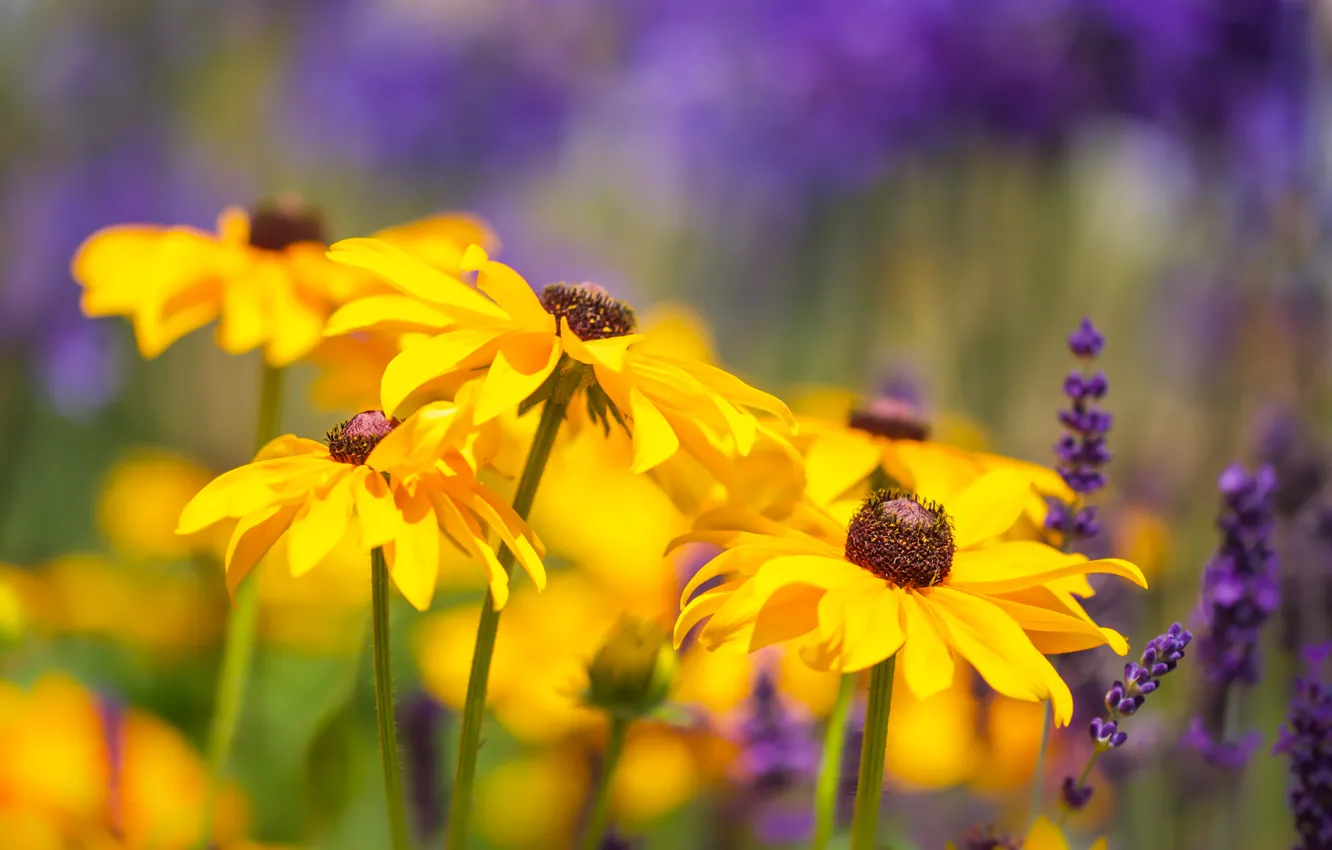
[
  {"x1": 96, "y1": 448, "x2": 219, "y2": 561},
  {"x1": 324, "y1": 240, "x2": 793, "y2": 473},
  {"x1": 73, "y1": 199, "x2": 486, "y2": 366},
  {"x1": 177, "y1": 407, "x2": 544, "y2": 611},
  {"x1": 1022, "y1": 817, "x2": 1108, "y2": 850},
  {"x1": 0, "y1": 674, "x2": 249, "y2": 850},
  {"x1": 674, "y1": 473, "x2": 1146, "y2": 726}
]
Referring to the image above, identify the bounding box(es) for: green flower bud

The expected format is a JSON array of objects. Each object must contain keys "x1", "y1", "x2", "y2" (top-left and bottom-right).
[{"x1": 585, "y1": 616, "x2": 677, "y2": 719}]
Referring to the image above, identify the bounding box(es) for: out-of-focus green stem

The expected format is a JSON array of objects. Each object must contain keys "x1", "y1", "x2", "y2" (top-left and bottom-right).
[
  {"x1": 580, "y1": 717, "x2": 630, "y2": 850},
  {"x1": 196, "y1": 363, "x2": 284, "y2": 849},
  {"x1": 812, "y1": 673, "x2": 856, "y2": 850}
]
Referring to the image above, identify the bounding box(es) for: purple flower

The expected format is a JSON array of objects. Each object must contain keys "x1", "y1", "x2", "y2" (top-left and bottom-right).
[
  {"x1": 1062, "y1": 623, "x2": 1191, "y2": 811},
  {"x1": 732, "y1": 669, "x2": 819, "y2": 843},
  {"x1": 398, "y1": 692, "x2": 448, "y2": 841},
  {"x1": 1275, "y1": 643, "x2": 1332, "y2": 849},
  {"x1": 1046, "y1": 317, "x2": 1112, "y2": 545}
]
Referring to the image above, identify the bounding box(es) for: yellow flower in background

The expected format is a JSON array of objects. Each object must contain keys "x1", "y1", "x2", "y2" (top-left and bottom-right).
[
  {"x1": 0, "y1": 556, "x2": 222, "y2": 655},
  {"x1": 96, "y1": 448, "x2": 220, "y2": 561},
  {"x1": 676, "y1": 473, "x2": 1147, "y2": 725},
  {"x1": 946, "y1": 817, "x2": 1105, "y2": 850},
  {"x1": 324, "y1": 240, "x2": 793, "y2": 473},
  {"x1": 73, "y1": 198, "x2": 491, "y2": 366},
  {"x1": 177, "y1": 407, "x2": 544, "y2": 611},
  {"x1": 0, "y1": 674, "x2": 249, "y2": 850}
]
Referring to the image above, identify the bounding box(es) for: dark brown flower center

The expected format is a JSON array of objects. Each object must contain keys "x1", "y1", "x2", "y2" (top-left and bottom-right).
[
  {"x1": 248, "y1": 198, "x2": 326, "y2": 252},
  {"x1": 539, "y1": 283, "x2": 637, "y2": 341},
  {"x1": 326, "y1": 410, "x2": 400, "y2": 465},
  {"x1": 844, "y1": 489, "x2": 954, "y2": 588},
  {"x1": 847, "y1": 396, "x2": 930, "y2": 441}
]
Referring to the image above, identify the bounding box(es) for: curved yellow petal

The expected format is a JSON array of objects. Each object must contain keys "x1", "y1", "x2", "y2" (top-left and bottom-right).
[
  {"x1": 324, "y1": 293, "x2": 453, "y2": 337},
  {"x1": 654, "y1": 355, "x2": 795, "y2": 429},
  {"x1": 177, "y1": 456, "x2": 327, "y2": 534},
  {"x1": 327, "y1": 237, "x2": 508, "y2": 321},
  {"x1": 470, "y1": 255, "x2": 554, "y2": 332},
  {"x1": 629, "y1": 388, "x2": 680, "y2": 473},
  {"x1": 925, "y1": 587, "x2": 1073, "y2": 725},
  {"x1": 944, "y1": 468, "x2": 1033, "y2": 549},
  {"x1": 977, "y1": 591, "x2": 1122, "y2": 655},
  {"x1": 673, "y1": 582, "x2": 740, "y2": 648},
  {"x1": 380, "y1": 327, "x2": 505, "y2": 415},
  {"x1": 890, "y1": 441, "x2": 982, "y2": 503},
  {"x1": 562, "y1": 320, "x2": 644, "y2": 370},
  {"x1": 474, "y1": 336, "x2": 560, "y2": 423},
  {"x1": 805, "y1": 430, "x2": 880, "y2": 506},
  {"x1": 224, "y1": 503, "x2": 299, "y2": 598},
  {"x1": 353, "y1": 466, "x2": 401, "y2": 550},
  {"x1": 428, "y1": 483, "x2": 510, "y2": 610},
  {"x1": 814, "y1": 579, "x2": 904, "y2": 672},
  {"x1": 286, "y1": 470, "x2": 354, "y2": 577},
  {"x1": 949, "y1": 542, "x2": 1146, "y2": 594},
  {"x1": 386, "y1": 486, "x2": 440, "y2": 611},
  {"x1": 898, "y1": 590, "x2": 954, "y2": 700},
  {"x1": 461, "y1": 489, "x2": 545, "y2": 591}
]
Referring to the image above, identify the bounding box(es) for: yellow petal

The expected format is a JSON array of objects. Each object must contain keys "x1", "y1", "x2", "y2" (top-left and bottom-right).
[
  {"x1": 898, "y1": 590, "x2": 954, "y2": 700},
  {"x1": 461, "y1": 488, "x2": 546, "y2": 590},
  {"x1": 561, "y1": 321, "x2": 644, "y2": 370},
  {"x1": 925, "y1": 587, "x2": 1073, "y2": 725},
  {"x1": 629, "y1": 388, "x2": 680, "y2": 473},
  {"x1": 815, "y1": 578, "x2": 905, "y2": 672},
  {"x1": 386, "y1": 485, "x2": 440, "y2": 611},
  {"x1": 428, "y1": 482, "x2": 510, "y2": 609},
  {"x1": 470, "y1": 256, "x2": 554, "y2": 332},
  {"x1": 286, "y1": 470, "x2": 354, "y2": 577},
  {"x1": 804, "y1": 431, "x2": 880, "y2": 506},
  {"x1": 324, "y1": 293, "x2": 453, "y2": 337},
  {"x1": 353, "y1": 467, "x2": 400, "y2": 550},
  {"x1": 216, "y1": 269, "x2": 269, "y2": 355},
  {"x1": 224, "y1": 503, "x2": 298, "y2": 598},
  {"x1": 944, "y1": 468, "x2": 1033, "y2": 549},
  {"x1": 977, "y1": 591, "x2": 1121, "y2": 655},
  {"x1": 1024, "y1": 817, "x2": 1070, "y2": 850},
  {"x1": 475, "y1": 336, "x2": 560, "y2": 423},
  {"x1": 949, "y1": 542, "x2": 1146, "y2": 594},
  {"x1": 890, "y1": 441, "x2": 982, "y2": 503},
  {"x1": 177, "y1": 456, "x2": 328, "y2": 534},
  {"x1": 327, "y1": 237, "x2": 508, "y2": 321},
  {"x1": 674, "y1": 582, "x2": 742, "y2": 648},
  {"x1": 654, "y1": 355, "x2": 796, "y2": 430},
  {"x1": 380, "y1": 327, "x2": 505, "y2": 415}
]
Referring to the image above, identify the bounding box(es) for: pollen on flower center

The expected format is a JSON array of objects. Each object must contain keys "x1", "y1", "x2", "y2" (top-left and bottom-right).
[
  {"x1": 539, "y1": 283, "x2": 637, "y2": 341},
  {"x1": 248, "y1": 198, "x2": 326, "y2": 252},
  {"x1": 847, "y1": 396, "x2": 930, "y2": 441},
  {"x1": 844, "y1": 489, "x2": 954, "y2": 588},
  {"x1": 326, "y1": 410, "x2": 400, "y2": 465}
]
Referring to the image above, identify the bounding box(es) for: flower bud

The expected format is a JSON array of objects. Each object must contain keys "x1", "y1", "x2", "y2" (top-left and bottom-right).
[{"x1": 585, "y1": 617, "x2": 678, "y2": 719}]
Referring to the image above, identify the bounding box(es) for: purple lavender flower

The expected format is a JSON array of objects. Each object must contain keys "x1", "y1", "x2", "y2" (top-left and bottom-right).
[
  {"x1": 733, "y1": 669, "x2": 819, "y2": 843},
  {"x1": 1062, "y1": 623, "x2": 1191, "y2": 811},
  {"x1": 1275, "y1": 643, "x2": 1332, "y2": 849},
  {"x1": 398, "y1": 692, "x2": 448, "y2": 842},
  {"x1": 1046, "y1": 317, "x2": 1112, "y2": 545},
  {"x1": 598, "y1": 829, "x2": 640, "y2": 850},
  {"x1": 1187, "y1": 462, "x2": 1280, "y2": 769}
]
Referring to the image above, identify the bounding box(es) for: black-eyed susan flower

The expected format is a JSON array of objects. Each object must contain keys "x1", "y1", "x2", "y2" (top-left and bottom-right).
[
  {"x1": 176, "y1": 408, "x2": 544, "y2": 611},
  {"x1": 948, "y1": 818, "x2": 1105, "y2": 850},
  {"x1": 674, "y1": 471, "x2": 1147, "y2": 727},
  {"x1": 73, "y1": 198, "x2": 491, "y2": 367},
  {"x1": 323, "y1": 241, "x2": 794, "y2": 473}
]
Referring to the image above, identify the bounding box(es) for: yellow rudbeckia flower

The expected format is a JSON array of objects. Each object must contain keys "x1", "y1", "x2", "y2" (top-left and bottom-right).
[
  {"x1": 674, "y1": 472, "x2": 1146, "y2": 726},
  {"x1": 72, "y1": 199, "x2": 488, "y2": 367},
  {"x1": 176, "y1": 408, "x2": 544, "y2": 611},
  {"x1": 323, "y1": 240, "x2": 794, "y2": 473}
]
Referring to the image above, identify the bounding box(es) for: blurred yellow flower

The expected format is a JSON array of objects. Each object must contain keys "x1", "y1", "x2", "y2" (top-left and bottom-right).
[
  {"x1": 73, "y1": 200, "x2": 486, "y2": 367},
  {"x1": 177, "y1": 408, "x2": 544, "y2": 611},
  {"x1": 96, "y1": 448, "x2": 220, "y2": 562},
  {"x1": 0, "y1": 578, "x2": 21, "y2": 645},
  {"x1": 0, "y1": 555, "x2": 222, "y2": 655},
  {"x1": 324, "y1": 240, "x2": 793, "y2": 473},
  {"x1": 676, "y1": 474, "x2": 1146, "y2": 726},
  {"x1": 0, "y1": 674, "x2": 248, "y2": 850}
]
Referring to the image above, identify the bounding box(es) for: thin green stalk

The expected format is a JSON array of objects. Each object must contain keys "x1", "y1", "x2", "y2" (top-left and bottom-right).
[
  {"x1": 446, "y1": 363, "x2": 582, "y2": 850},
  {"x1": 580, "y1": 717, "x2": 630, "y2": 850},
  {"x1": 812, "y1": 673, "x2": 856, "y2": 850},
  {"x1": 196, "y1": 363, "x2": 284, "y2": 849},
  {"x1": 850, "y1": 656, "x2": 896, "y2": 850},
  {"x1": 1028, "y1": 699, "x2": 1052, "y2": 825},
  {"x1": 372, "y1": 547, "x2": 411, "y2": 850}
]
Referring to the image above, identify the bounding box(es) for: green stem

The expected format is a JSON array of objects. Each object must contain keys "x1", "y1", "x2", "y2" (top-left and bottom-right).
[
  {"x1": 812, "y1": 674, "x2": 856, "y2": 850},
  {"x1": 1058, "y1": 746, "x2": 1104, "y2": 827},
  {"x1": 446, "y1": 363, "x2": 582, "y2": 850},
  {"x1": 196, "y1": 363, "x2": 284, "y2": 849},
  {"x1": 372, "y1": 547, "x2": 411, "y2": 850},
  {"x1": 1029, "y1": 699, "x2": 1052, "y2": 825},
  {"x1": 580, "y1": 717, "x2": 630, "y2": 850},
  {"x1": 850, "y1": 656, "x2": 896, "y2": 850}
]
